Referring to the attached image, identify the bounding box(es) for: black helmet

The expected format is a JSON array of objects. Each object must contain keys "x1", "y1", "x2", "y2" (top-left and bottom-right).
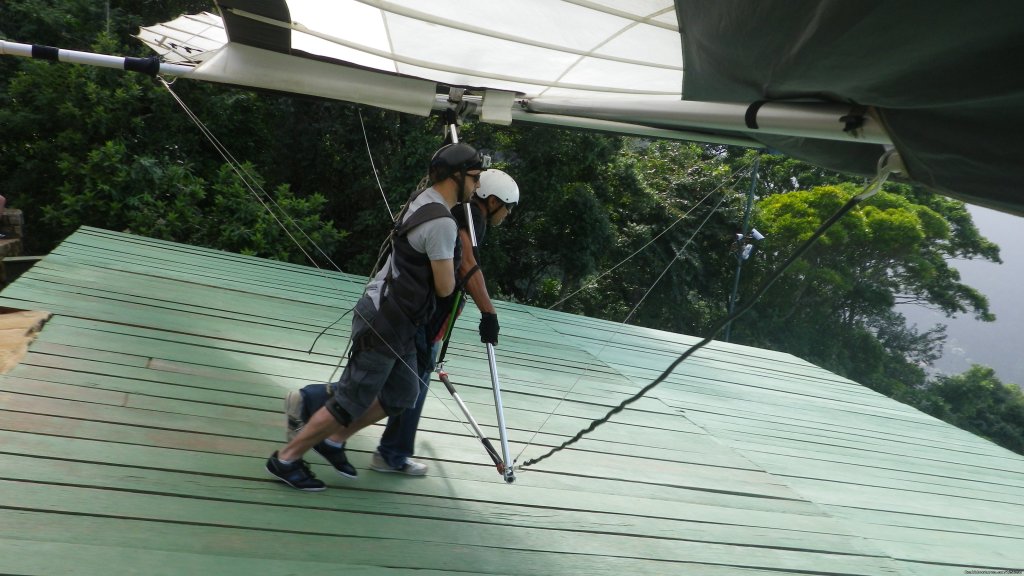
[{"x1": 430, "y1": 143, "x2": 490, "y2": 181}]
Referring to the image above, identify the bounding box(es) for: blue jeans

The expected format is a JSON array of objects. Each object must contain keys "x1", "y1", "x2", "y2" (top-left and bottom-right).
[{"x1": 377, "y1": 329, "x2": 441, "y2": 469}]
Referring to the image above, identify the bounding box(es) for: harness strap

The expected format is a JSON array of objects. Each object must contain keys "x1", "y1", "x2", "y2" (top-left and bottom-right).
[{"x1": 459, "y1": 265, "x2": 481, "y2": 289}]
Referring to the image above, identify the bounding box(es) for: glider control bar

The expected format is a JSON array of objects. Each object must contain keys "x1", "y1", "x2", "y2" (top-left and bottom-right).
[{"x1": 437, "y1": 369, "x2": 506, "y2": 474}]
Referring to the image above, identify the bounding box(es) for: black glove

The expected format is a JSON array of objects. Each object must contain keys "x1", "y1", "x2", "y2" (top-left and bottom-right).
[{"x1": 479, "y1": 312, "x2": 499, "y2": 344}]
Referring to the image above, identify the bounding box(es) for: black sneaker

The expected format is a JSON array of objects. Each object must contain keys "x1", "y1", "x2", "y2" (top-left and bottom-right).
[
  {"x1": 266, "y1": 451, "x2": 326, "y2": 491},
  {"x1": 313, "y1": 442, "x2": 358, "y2": 479}
]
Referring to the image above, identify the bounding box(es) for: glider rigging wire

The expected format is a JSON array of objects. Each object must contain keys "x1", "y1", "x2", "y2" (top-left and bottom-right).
[
  {"x1": 547, "y1": 156, "x2": 758, "y2": 311},
  {"x1": 160, "y1": 78, "x2": 341, "y2": 274},
  {"x1": 358, "y1": 108, "x2": 394, "y2": 220},
  {"x1": 520, "y1": 151, "x2": 903, "y2": 469},
  {"x1": 514, "y1": 160, "x2": 755, "y2": 465}
]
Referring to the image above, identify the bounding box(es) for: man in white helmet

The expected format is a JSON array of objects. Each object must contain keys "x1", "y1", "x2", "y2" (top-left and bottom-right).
[
  {"x1": 371, "y1": 168, "x2": 519, "y2": 475},
  {"x1": 284, "y1": 168, "x2": 520, "y2": 477}
]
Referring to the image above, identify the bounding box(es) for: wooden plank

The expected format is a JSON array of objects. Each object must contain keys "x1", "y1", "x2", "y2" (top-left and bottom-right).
[
  {"x1": 11, "y1": 353, "x2": 309, "y2": 396},
  {"x1": 3, "y1": 365, "x2": 745, "y2": 469},
  {"x1": 727, "y1": 438, "x2": 1024, "y2": 490},
  {"x1": 0, "y1": 384, "x2": 790, "y2": 501},
  {"x1": 0, "y1": 535, "x2": 465, "y2": 576},
  {"x1": 725, "y1": 444, "x2": 1024, "y2": 503},
  {"x1": 4, "y1": 355, "x2": 749, "y2": 471},
  {"x1": 780, "y1": 476, "x2": 1024, "y2": 526},
  {"x1": 25, "y1": 337, "x2": 344, "y2": 384},
  {"x1": 706, "y1": 419, "x2": 1024, "y2": 475},
  {"x1": 0, "y1": 420, "x2": 834, "y2": 523},
  {"x1": 0, "y1": 453, "x2": 887, "y2": 559},
  {"x1": 25, "y1": 260, "x2": 352, "y2": 329},
  {"x1": 0, "y1": 479, "x2": 900, "y2": 574},
  {"x1": 65, "y1": 227, "x2": 364, "y2": 283},
  {"x1": 683, "y1": 408, "x2": 1017, "y2": 466},
  {"x1": 40, "y1": 316, "x2": 353, "y2": 371},
  {"x1": 820, "y1": 508, "x2": 1024, "y2": 570},
  {"x1": 1, "y1": 376, "x2": 277, "y2": 425},
  {"x1": 0, "y1": 511, "x2": 820, "y2": 576},
  {"x1": 0, "y1": 390, "x2": 272, "y2": 440}
]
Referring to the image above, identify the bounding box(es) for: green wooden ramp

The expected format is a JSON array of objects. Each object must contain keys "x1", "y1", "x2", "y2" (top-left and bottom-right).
[{"x1": 0, "y1": 227, "x2": 1020, "y2": 575}]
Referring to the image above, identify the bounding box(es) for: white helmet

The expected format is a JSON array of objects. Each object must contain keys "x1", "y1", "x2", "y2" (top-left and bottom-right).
[{"x1": 476, "y1": 169, "x2": 519, "y2": 206}]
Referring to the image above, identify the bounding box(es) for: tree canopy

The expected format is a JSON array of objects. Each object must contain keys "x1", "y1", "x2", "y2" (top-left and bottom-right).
[{"x1": 733, "y1": 183, "x2": 994, "y2": 398}]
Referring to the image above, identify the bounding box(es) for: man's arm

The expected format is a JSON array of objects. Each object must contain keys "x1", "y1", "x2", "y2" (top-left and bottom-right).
[
  {"x1": 431, "y1": 258, "x2": 456, "y2": 298},
  {"x1": 457, "y1": 227, "x2": 500, "y2": 344},
  {"x1": 458, "y1": 228, "x2": 495, "y2": 314}
]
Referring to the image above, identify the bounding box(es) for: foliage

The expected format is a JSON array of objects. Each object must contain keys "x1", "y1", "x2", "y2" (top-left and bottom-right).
[
  {"x1": 919, "y1": 366, "x2": 1024, "y2": 454},
  {"x1": 1, "y1": 4, "x2": 364, "y2": 265},
  {"x1": 731, "y1": 183, "x2": 995, "y2": 398},
  {"x1": 40, "y1": 141, "x2": 345, "y2": 264}
]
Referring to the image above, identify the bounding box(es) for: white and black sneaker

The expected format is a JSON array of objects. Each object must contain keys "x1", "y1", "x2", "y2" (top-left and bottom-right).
[{"x1": 371, "y1": 452, "x2": 427, "y2": 476}]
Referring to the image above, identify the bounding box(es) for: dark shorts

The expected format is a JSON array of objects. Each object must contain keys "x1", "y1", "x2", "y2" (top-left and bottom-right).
[
  {"x1": 328, "y1": 345, "x2": 420, "y2": 422},
  {"x1": 326, "y1": 296, "x2": 420, "y2": 423}
]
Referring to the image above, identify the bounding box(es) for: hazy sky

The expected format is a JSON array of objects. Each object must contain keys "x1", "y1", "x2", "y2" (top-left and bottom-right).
[{"x1": 898, "y1": 204, "x2": 1023, "y2": 387}]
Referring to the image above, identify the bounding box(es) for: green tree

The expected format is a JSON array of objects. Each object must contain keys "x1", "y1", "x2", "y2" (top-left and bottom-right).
[
  {"x1": 732, "y1": 183, "x2": 996, "y2": 397},
  {"x1": 921, "y1": 366, "x2": 1024, "y2": 454},
  {"x1": 458, "y1": 124, "x2": 625, "y2": 303},
  {"x1": 607, "y1": 141, "x2": 749, "y2": 333},
  {"x1": 40, "y1": 141, "x2": 345, "y2": 265},
  {"x1": 1, "y1": 3, "x2": 379, "y2": 265}
]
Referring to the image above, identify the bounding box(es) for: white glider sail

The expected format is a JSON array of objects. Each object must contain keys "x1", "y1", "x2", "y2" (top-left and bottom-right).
[
  {"x1": 131, "y1": 2, "x2": 884, "y2": 150},
  {"x1": 6, "y1": 0, "x2": 1022, "y2": 213}
]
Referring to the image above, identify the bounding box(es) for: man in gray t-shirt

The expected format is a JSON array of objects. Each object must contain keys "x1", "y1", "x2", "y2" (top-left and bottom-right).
[
  {"x1": 265, "y1": 143, "x2": 487, "y2": 492},
  {"x1": 364, "y1": 186, "x2": 457, "y2": 311}
]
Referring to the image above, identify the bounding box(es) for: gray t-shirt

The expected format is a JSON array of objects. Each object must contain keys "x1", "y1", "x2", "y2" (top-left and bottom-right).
[{"x1": 365, "y1": 187, "x2": 457, "y2": 309}]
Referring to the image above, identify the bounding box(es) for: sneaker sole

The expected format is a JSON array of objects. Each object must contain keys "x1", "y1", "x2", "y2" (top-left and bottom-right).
[
  {"x1": 265, "y1": 464, "x2": 327, "y2": 492},
  {"x1": 370, "y1": 462, "x2": 427, "y2": 476}
]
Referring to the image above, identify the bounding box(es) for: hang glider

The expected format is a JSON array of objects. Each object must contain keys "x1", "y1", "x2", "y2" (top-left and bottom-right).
[{"x1": 4, "y1": 1, "x2": 1022, "y2": 214}]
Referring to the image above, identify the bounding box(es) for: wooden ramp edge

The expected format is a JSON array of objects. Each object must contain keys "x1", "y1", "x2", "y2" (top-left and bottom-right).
[{"x1": 0, "y1": 309, "x2": 51, "y2": 374}]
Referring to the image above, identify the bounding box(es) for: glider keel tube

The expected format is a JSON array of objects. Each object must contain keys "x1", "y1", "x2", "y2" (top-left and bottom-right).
[
  {"x1": 430, "y1": 95, "x2": 762, "y2": 147},
  {"x1": 510, "y1": 108, "x2": 763, "y2": 148},
  {"x1": 0, "y1": 40, "x2": 193, "y2": 77},
  {"x1": 525, "y1": 98, "x2": 892, "y2": 145}
]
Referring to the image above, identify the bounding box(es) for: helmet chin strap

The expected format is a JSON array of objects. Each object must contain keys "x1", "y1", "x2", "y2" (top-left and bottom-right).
[{"x1": 484, "y1": 197, "x2": 502, "y2": 221}]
